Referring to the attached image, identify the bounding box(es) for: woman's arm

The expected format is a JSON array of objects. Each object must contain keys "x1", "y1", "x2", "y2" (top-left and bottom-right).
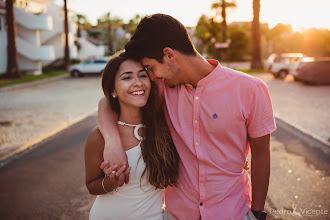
[
  {"x1": 97, "y1": 97, "x2": 130, "y2": 183},
  {"x1": 84, "y1": 127, "x2": 130, "y2": 195}
]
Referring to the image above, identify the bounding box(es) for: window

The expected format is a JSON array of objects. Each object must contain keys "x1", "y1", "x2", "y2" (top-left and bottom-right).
[
  {"x1": 83, "y1": 60, "x2": 93, "y2": 64},
  {"x1": 95, "y1": 60, "x2": 107, "y2": 64}
]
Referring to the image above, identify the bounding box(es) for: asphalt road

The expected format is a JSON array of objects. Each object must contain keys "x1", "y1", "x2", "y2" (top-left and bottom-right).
[
  {"x1": 0, "y1": 115, "x2": 96, "y2": 220},
  {"x1": 0, "y1": 115, "x2": 329, "y2": 220}
]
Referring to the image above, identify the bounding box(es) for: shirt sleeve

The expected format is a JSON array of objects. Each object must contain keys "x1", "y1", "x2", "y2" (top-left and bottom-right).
[{"x1": 246, "y1": 80, "x2": 276, "y2": 138}]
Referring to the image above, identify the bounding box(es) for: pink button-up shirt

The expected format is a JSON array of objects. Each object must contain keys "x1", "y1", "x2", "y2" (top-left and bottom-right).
[{"x1": 160, "y1": 60, "x2": 276, "y2": 220}]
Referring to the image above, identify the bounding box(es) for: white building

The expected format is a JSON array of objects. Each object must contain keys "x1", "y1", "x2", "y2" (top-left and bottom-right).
[
  {"x1": 0, "y1": 0, "x2": 103, "y2": 75},
  {"x1": 40, "y1": 3, "x2": 77, "y2": 66},
  {"x1": 0, "y1": 0, "x2": 56, "y2": 74}
]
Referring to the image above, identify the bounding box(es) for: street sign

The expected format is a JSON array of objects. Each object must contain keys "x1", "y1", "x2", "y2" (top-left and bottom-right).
[{"x1": 214, "y1": 42, "x2": 230, "y2": 48}]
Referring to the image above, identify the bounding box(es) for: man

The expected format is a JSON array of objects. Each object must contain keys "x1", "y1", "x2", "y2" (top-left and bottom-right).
[{"x1": 98, "y1": 14, "x2": 275, "y2": 220}]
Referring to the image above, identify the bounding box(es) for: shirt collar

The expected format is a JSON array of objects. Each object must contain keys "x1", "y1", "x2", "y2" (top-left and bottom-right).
[
  {"x1": 197, "y1": 59, "x2": 222, "y2": 88},
  {"x1": 184, "y1": 59, "x2": 222, "y2": 90}
]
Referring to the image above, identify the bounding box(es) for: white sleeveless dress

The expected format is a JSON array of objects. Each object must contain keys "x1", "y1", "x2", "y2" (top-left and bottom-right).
[{"x1": 89, "y1": 142, "x2": 164, "y2": 220}]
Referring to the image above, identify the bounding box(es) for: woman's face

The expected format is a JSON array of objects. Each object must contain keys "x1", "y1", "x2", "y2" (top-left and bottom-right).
[{"x1": 113, "y1": 59, "x2": 151, "y2": 109}]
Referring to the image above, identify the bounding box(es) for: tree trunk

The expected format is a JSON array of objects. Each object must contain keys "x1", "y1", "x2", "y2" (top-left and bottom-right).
[
  {"x1": 5, "y1": 0, "x2": 21, "y2": 78},
  {"x1": 64, "y1": 0, "x2": 70, "y2": 71},
  {"x1": 251, "y1": 0, "x2": 263, "y2": 69},
  {"x1": 221, "y1": 0, "x2": 227, "y2": 42},
  {"x1": 108, "y1": 23, "x2": 113, "y2": 53},
  {"x1": 221, "y1": 0, "x2": 227, "y2": 61}
]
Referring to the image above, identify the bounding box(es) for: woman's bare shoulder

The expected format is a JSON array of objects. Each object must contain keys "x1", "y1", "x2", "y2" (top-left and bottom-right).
[{"x1": 85, "y1": 127, "x2": 105, "y2": 151}]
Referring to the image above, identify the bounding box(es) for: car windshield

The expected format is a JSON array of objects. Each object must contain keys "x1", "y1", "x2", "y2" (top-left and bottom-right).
[
  {"x1": 299, "y1": 57, "x2": 315, "y2": 63},
  {"x1": 95, "y1": 60, "x2": 107, "y2": 64},
  {"x1": 83, "y1": 60, "x2": 94, "y2": 64}
]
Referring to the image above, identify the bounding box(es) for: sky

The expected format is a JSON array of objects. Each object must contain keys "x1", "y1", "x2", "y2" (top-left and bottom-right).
[{"x1": 56, "y1": 0, "x2": 330, "y2": 31}]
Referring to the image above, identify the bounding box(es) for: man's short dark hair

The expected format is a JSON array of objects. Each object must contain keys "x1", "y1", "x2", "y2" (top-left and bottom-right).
[{"x1": 125, "y1": 14, "x2": 197, "y2": 63}]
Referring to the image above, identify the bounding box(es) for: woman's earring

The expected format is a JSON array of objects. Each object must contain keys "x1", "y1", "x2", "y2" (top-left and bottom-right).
[{"x1": 112, "y1": 94, "x2": 117, "y2": 98}]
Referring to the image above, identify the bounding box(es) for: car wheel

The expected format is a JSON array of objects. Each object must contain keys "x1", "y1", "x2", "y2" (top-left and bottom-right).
[
  {"x1": 293, "y1": 76, "x2": 301, "y2": 82},
  {"x1": 272, "y1": 73, "x2": 279, "y2": 78},
  {"x1": 278, "y1": 70, "x2": 288, "y2": 79},
  {"x1": 71, "y1": 70, "x2": 81, "y2": 78}
]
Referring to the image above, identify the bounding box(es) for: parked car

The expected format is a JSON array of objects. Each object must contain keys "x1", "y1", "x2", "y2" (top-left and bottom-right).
[
  {"x1": 266, "y1": 53, "x2": 304, "y2": 79},
  {"x1": 291, "y1": 57, "x2": 330, "y2": 85},
  {"x1": 290, "y1": 57, "x2": 315, "y2": 80},
  {"x1": 69, "y1": 57, "x2": 109, "y2": 77}
]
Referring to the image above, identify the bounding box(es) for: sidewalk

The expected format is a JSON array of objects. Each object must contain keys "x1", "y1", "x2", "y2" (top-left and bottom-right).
[
  {"x1": 251, "y1": 73, "x2": 330, "y2": 148},
  {"x1": 0, "y1": 73, "x2": 329, "y2": 162},
  {"x1": 0, "y1": 75, "x2": 104, "y2": 162}
]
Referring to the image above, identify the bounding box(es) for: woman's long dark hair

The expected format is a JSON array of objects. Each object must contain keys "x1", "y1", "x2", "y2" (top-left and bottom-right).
[{"x1": 102, "y1": 50, "x2": 179, "y2": 189}]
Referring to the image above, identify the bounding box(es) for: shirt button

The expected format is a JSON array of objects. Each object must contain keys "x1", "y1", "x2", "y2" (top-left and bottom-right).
[
  {"x1": 194, "y1": 120, "x2": 198, "y2": 124},
  {"x1": 200, "y1": 161, "x2": 204, "y2": 165},
  {"x1": 200, "y1": 182, "x2": 204, "y2": 186},
  {"x1": 195, "y1": 142, "x2": 199, "y2": 146},
  {"x1": 195, "y1": 96, "x2": 199, "y2": 100},
  {"x1": 200, "y1": 203, "x2": 203, "y2": 206}
]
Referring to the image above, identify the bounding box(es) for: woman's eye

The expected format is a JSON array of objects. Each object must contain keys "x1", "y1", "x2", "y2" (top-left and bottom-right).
[
  {"x1": 140, "y1": 74, "x2": 148, "y2": 78},
  {"x1": 122, "y1": 76, "x2": 131, "y2": 80}
]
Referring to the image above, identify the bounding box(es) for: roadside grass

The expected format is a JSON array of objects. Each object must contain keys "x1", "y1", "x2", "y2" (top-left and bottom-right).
[
  {"x1": 0, "y1": 70, "x2": 67, "y2": 88},
  {"x1": 237, "y1": 68, "x2": 265, "y2": 74}
]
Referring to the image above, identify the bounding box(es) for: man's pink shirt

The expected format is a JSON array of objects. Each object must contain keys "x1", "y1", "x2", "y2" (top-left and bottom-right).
[{"x1": 159, "y1": 60, "x2": 276, "y2": 220}]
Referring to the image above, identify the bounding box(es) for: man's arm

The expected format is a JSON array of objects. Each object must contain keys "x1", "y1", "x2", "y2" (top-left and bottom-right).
[
  {"x1": 249, "y1": 134, "x2": 270, "y2": 211},
  {"x1": 97, "y1": 97, "x2": 130, "y2": 183}
]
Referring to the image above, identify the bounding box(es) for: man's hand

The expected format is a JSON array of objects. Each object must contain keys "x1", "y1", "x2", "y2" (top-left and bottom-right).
[{"x1": 98, "y1": 97, "x2": 130, "y2": 183}]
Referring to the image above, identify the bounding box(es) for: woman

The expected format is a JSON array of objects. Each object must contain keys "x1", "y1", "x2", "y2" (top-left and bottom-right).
[{"x1": 84, "y1": 51, "x2": 179, "y2": 220}]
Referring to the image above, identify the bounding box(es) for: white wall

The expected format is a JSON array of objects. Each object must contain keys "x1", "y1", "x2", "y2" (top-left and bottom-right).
[
  {"x1": 41, "y1": 3, "x2": 78, "y2": 65},
  {"x1": 18, "y1": 54, "x2": 42, "y2": 74},
  {"x1": 17, "y1": 24, "x2": 40, "y2": 46},
  {"x1": 77, "y1": 38, "x2": 105, "y2": 60}
]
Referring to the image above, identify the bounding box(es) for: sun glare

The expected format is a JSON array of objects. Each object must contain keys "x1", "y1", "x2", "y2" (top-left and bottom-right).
[{"x1": 63, "y1": 0, "x2": 329, "y2": 31}]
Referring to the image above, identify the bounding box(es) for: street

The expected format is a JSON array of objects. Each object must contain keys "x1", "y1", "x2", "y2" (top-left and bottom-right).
[
  {"x1": 0, "y1": 115, "x2": 96, "y2": 220},
  {"x1": 0, "y1": 73, "x2": 329, "y2": 219},
  {"x1": 0, "y1": 113, "x2": 329, "y2": 219}
]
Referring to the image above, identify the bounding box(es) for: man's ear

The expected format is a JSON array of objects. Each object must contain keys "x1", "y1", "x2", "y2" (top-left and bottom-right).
[{"x1": 163, "y1": 47, "x2": 175, "y2": 61}]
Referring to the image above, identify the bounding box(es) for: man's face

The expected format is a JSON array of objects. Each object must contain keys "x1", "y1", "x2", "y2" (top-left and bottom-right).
[{"x1": 141, "y1": 57, "x2": 181, "y2": 88}]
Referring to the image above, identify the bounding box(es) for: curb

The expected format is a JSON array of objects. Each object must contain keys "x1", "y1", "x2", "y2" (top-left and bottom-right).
[
  {"x1": 0, "y1": 74, "x2": 70, "y2": 92},
  {"x1": 0, "y1": 108, "x2": 97, "y2": 167},
  {"x1": 274, "y1": 113, "x2": 330, "y2": 155}
]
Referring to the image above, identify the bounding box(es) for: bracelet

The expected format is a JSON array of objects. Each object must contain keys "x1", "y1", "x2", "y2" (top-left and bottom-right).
[
  {"x1": 102, "y1": 175, "x2": 109, "y2": 193},
  {"x1": 101, "y1": 175, "x2": 118, "y2": 194}
]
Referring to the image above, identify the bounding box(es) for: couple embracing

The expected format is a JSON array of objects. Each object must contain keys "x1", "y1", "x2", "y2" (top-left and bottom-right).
[{"x1": 84, "y1": 14, "x2": 275, "y2": 220}]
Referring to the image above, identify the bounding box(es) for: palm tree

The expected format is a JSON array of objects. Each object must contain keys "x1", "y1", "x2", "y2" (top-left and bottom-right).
[
  {"x1": 73, "y1": 13, "x2": 89, "y2": 38},
  {"x1": 251, "y1": 0, "x2": 263, "y2": 69},
  {"x1": 97, "y1": 12, "x2": 122, "y2": 54},
  {"x1": 4, "y1": 0, "x2": 21, "y2": 78},
  {"x1": 63, "y1": 0, "x2": 70, "y2": 71},
  {"x1": 211, "y1": 0, "x2": 237, "y2": 60},
  {"x1": 211, "y1": 0, "x2": 237, "y2": 43}
]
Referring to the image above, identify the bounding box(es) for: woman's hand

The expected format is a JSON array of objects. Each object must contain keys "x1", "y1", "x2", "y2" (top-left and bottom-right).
[
  {"x1": 100, "y1": 161, "x2": 132, "y2": 189},
  {"x1": 244, "y1": 158, "x2": 250, "y2": 171}
]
